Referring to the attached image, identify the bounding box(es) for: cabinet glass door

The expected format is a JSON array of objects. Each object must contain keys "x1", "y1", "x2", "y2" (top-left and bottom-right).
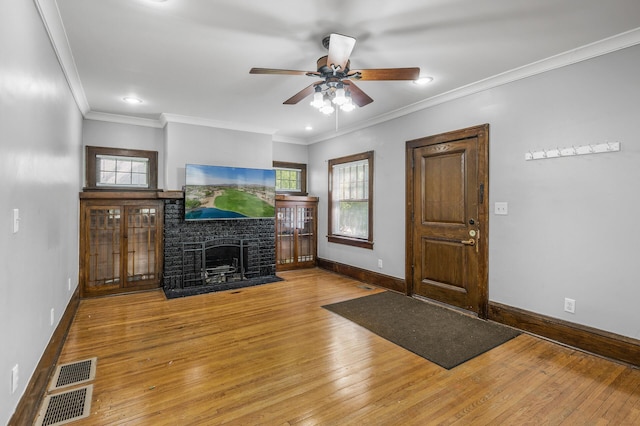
[
  {"x1": 87, "y1": 207, "x2": 122, "y2": 291},
  {"x1": 277, "y1": 206, "x2": 295, "y2": 265},
  {"x1": 297, "y1": 206, "x2": 315, "y2": 262},
  {"x1": 126, "y1": 206, "x2": 158, "y2": 285}
]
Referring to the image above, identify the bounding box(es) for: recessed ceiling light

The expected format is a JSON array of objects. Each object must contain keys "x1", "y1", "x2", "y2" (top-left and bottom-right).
[
  {"x1": 414, "y1": 76, "x2": 434, "y2": 86},
  {"x1": 123, "y1": 96, "x2": 143, "y2": 104},
  {"x1": 305, "y1": 125, "x2": 313, "y2": 131}
]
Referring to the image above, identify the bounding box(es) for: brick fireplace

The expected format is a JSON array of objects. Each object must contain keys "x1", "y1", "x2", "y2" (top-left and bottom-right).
[{"x1": 162, "y1": 198, "x2": 278, "y2": 298}]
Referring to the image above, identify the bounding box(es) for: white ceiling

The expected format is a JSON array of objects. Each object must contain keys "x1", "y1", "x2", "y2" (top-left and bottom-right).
[{"x1": 40, "y1": 0, "x2": 640, "y2": 143}]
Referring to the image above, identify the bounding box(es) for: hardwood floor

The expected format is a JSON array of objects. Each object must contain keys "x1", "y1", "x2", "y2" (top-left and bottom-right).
[{"x1": 48, "y1": 268, "x2": 639, "y2": 425}]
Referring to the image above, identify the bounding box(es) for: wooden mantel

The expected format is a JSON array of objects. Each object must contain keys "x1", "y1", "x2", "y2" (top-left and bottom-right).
[{"x1": 79, "y1": 190, "x2": 184, "y2": 200}]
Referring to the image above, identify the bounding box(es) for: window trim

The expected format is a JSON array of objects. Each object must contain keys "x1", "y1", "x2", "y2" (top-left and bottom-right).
[
  {"x1": 273, "y1": 161, "x2": 307, "y2": 196},
  {"x1": 327, "y1": 151, "x2": 374, "y2": 249},
  {"x1": 85, "y1": 146, "x2": 158, "y2": 191}
]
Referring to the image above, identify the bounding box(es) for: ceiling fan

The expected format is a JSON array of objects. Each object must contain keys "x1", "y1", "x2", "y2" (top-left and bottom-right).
[{"x1": 250, "y1": 33, "x2": 420, "y2": 114}]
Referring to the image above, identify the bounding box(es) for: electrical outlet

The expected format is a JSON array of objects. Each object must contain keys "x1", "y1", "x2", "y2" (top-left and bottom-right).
[
  {"x1": 50, "y1": 308, "x2": 55, "y2": 326},
  {"x1": 377, "y1": 259, "x2": 383, "y2": 268},
  {"x1": 11, "y1": 364, "x2": 19, "y2": 394},
  {"x1": 564, "y1": 298, "x2": 576, "y2": 314}
]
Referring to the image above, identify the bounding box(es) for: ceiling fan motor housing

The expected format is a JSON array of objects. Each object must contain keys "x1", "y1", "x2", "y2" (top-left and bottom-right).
[{"x1": 316, "y1": 56, "x2": 351, "y2": 77}]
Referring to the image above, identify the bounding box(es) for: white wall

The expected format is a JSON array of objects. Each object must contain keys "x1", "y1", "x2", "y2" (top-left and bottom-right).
[
  {"x1": 0, "y1": 0, "x2": 83, "y2": 423},
  {"x1": 165, "y1": 122, "x2": 273, "y2": 190},
  {"x1": 272, "y1": 141, "x2": 309, "y2": 165},
  {"x1": 309, "y1": 44, "x2": 640, "y2": 340},
  {"x1": 82, "y1": 119, "x2": 165, "y2": 188}
]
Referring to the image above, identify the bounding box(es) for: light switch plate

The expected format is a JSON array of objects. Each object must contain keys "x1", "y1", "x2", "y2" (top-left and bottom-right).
[
  {"x1": 494, "y1": 202, "x2": 508, "y2": 215},
  {"x1": 13, "y1": 209, "x2": 20, "y2": 233},
  {"x1": 12, "y1": 364, "x2": 19, "y2": 394}
]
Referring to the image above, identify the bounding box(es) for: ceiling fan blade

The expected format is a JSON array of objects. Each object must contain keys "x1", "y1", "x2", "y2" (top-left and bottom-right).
[
  {"x1": 348, "y1": 67, "x2": 420, "y2": 81},
  {"x1": 326, "y1": 34, "x2": 356, "y2": 72},
  {"x1": 250, "y1": 68, "x2": 319, "y2": 76},
  {"x1": 283, "y1": 81, "x2": 324, "y2": 105},
  {"x1": 343, "y1": 81, "x2": 373, "y2": 107}
]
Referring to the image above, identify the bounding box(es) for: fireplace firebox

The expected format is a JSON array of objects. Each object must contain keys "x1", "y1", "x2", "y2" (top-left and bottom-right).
[{"x1": 182, "y1": 238, "x2": 258, "y2": 287}]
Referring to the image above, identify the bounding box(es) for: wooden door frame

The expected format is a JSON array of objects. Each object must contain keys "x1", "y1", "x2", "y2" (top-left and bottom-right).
[{"x1": 405, "y1": 124, "x2": 490, "y2": 318}]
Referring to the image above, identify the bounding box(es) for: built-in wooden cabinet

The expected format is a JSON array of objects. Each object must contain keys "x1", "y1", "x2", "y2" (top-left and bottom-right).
[
  {"x1": 79, "y1": 192, "x2": 164, "y2": 297},
  {"x1": 275, "y1": 195, "x2": 318, "y2": 271}
]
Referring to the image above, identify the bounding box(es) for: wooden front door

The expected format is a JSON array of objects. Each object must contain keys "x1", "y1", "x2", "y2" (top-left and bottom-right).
[{"x1": 406, "y1": 124, "x2": 489, "y2": 317}]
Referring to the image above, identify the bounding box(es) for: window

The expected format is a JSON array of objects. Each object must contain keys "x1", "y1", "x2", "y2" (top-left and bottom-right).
[
  {"x1": 273, "y1": 161, "x2": 307, "y2": 195},
  {"x1": 328, "y1": 151, "x2": 373, "y2": 249},
  {"x1": 96, "y1": 155, "x2": 148, "y2": 187},
  {"x1": 85, "y1": 146, "x2": 158, "y2": 190}
]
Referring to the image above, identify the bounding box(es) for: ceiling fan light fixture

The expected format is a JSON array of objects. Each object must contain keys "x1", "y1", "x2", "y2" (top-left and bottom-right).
[
  {"x1": 340, "y1": 96, "x2": 355, "y2": 112},
  {"x1": 332, "y1": 87, "x2": 347, "y2": 105},
  {"x1": 310, "y1": 88, "x2": 324, "y2": 109},
  {"x1": 320, "y1": 99, "x2": 335, "y2": 115}
]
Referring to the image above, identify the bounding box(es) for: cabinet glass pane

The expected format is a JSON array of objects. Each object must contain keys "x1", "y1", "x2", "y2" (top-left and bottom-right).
[
  {"x1": 297, "y1": 207, "x2": 314, "y2": 262},
  {"x1": 277, "y1": 207, "x2": 295, "y2": 264},
  {"x1": 127, "y1": 207, "x2": 157, "y2": 282},
  {"x1": 88, "y1": 208, "x2": 121, "y2": 287}
]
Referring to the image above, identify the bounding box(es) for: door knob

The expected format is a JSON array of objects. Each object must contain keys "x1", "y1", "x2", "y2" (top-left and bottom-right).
[{"x1": 461, "y1": 239, "x2": 476, "y2": 246}]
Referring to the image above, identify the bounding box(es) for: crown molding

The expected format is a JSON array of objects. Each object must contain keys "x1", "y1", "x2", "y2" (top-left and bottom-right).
[
  {"x1": 272, "y1": 134, "x2": 307, "y2": 145},
  {"x1": 308, "y1": 27, "x2": 640, "y2": 144},
  {"x1": 84, "y1": 111, "x2": 164, "y2": 128},
  {"x1": 34, "y1": 0, "x2": 90, "y2": 115},
  {"x1": 159, "y1": 113, "x2": 279, "y2": 136}
]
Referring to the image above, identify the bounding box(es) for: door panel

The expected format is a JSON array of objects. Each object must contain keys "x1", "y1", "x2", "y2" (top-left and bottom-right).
[
  {"x1": 423, "y1": 152, "x2": 466, "y2": 224},
  {"x1": 422, "y1": 239, "x2": 465, "y2": 290},
  {"x1": 406, "y1": 124, "x2": 489, "y2": 317}
]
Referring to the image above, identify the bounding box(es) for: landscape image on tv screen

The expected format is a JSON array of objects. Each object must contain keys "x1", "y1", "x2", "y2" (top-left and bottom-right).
[{"x1": 185, "y1": 164, "x2": 276, "y2": 220}]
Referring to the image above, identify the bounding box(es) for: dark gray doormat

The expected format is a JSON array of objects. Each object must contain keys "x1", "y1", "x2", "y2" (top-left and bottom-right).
[{"x1": 323, "y1": 291, "x2": 520, "y2": 369}]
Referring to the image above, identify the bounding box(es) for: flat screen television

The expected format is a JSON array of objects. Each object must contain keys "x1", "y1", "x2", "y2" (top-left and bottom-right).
[{"x1": 184, "y1": 164, "x2": 276, "y2": 220}]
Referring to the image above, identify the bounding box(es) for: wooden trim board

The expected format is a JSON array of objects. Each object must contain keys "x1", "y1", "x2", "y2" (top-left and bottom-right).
[
  {"x1": 317, "y1": 258, "x2": 406, "y2": 294},
  {"x1": 489, "y1": 301, "x2": 640, "y2": 367}
]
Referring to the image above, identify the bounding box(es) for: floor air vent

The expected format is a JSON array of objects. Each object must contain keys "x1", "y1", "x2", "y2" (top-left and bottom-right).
[
  {"x1": 35, "y1": 385, "x2": 93, "y2": 426},
  {"x1": 49, "y1": 357, "x2": 97, "y2": 391}
]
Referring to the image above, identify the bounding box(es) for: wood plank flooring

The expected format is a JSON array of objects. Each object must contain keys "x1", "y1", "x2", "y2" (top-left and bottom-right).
[{"x1": 49, "y1": 268, "x2": 640, "y2": 425}]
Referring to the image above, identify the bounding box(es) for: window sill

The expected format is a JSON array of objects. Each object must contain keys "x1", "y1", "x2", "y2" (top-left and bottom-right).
[{"x1": 328, "y1": 235, "x2": 374, "y2": 249}]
